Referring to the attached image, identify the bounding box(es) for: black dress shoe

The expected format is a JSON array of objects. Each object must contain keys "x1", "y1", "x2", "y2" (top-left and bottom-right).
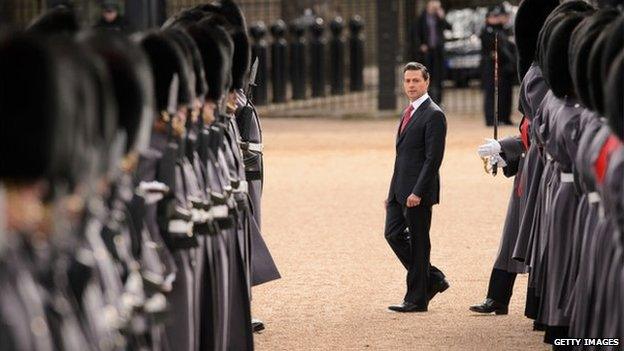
[
  {"x1": 388, "y1": 301, "x2": 427, "y2": 313},
  {"x1": 428, "y1": 278, "x2": 450, "y2": 301},
  {"x1": 469, "y1": 298, "x2": 508, "y2": 315},
  {"x1": 252, "y1": 318, "x2": 265, "y2": 333}
]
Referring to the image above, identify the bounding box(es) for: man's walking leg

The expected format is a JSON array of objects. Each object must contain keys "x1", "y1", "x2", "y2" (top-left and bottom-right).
[
  {"x1": 384, "y1": 199, "x2": 410, "y2": 269},
  {"x1": 404, "y1": 205, "x2": 432, "y2": 307}
]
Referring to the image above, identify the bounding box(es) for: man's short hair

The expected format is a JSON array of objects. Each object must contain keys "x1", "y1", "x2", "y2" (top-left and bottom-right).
[{"x1": 403, "y1": 62, "x2": 430, "y2": 81}]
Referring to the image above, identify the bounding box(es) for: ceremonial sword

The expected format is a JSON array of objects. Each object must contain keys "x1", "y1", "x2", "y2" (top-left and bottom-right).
[{"x1": 482, "y1": 32, "x2": 499, "y2": 176}]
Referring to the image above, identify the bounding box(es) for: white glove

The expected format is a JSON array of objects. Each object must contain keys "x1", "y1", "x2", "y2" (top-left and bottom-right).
[
  {"x1": 477, "y1": 138, "x2": 502, "y2": 157},
  {"x1": 488, "y1": 154, "x2": 507, "y2": 168}
]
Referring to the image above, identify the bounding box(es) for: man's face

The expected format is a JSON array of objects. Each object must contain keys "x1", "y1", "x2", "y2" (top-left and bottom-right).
[
  {"x1": 102, "y1": 9, "x2": 118, "y2": 22},
  {"x1": 403, "y1": 69, "x2": 429, "y2": 102},
  {"x1": 426, "y1": 1, "x2": 440, "y2": 14}
]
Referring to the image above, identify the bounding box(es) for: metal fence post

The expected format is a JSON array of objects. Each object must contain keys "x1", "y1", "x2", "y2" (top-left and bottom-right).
[
  {"x1": 377, "y1": 0, "x2": 398, "y2": 110},
  {"x1": 349, "y1": 15, "x2": 365, "y2": 92},
  {"x1": 310, "y1": 17, "x2": 326, "y2": 98},
  {"x1": 329, "y1": 16, "x2": 345, "y2": 95},
  {"x1": 250, "y1": 21, "x2": 269, "y2": 105},
  {"x1": 270, "y1": 19, "x2": 287, "y2": 103},
  {"x1": 289, "y1": 20, "x2": 307, "y2": 100}
]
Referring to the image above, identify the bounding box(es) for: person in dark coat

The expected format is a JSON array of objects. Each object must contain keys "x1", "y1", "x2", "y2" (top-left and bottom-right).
[
  {"x1": 480, "y1": 4, "x2": 516, "y2": 126},
  {"x1": 408, "y1": 0, "x2": 451, "y2": 105},
  {"x1": 385, "y1": 62, "x2": 449, "y2": 313},
  {"x1": 94, "y1": 0, "x2": 131, "y2": 33},
  {"x1": 470, "y1": 0, "x2": 558, "y2": 316}
]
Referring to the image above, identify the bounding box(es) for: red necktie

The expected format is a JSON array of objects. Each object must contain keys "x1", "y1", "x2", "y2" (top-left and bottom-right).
[{"x1": 400, "y1": 104, "x2": 415, "y2": 134}]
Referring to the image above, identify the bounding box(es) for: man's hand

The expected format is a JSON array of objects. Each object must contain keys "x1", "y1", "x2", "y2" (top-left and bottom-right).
[
  {"x1": 406, "y1": 194, "x2": 421, "y2": 208},
  {"x1": 420, "y1": 44, "x2": 428, "y2": 53},
  {"x1": 477, "y1": 138, "x2": 502, "y2": 157}
]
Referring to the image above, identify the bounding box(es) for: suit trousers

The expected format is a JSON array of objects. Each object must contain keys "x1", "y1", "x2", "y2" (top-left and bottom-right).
[{"x1": 385, "y1": 198, "x2": 445, "y2": 306}]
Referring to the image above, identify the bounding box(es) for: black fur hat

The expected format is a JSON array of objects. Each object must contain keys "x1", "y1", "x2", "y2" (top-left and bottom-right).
[
  {"x1": 605, "y1": 50, "x2": 623, "y2": 141},
  {"x1": 187, "y1": 19, "x2": 234, "y2": 102},
  {"x1": 80, "y1": 31, "x2": 155, "y2": 154},
  {"x1": 0, "y1": 34, "x2": 86, "y2": 187},
  {"x1": 600, "y1": 14, "x2": 624, "y2": 92},
  {"x1": 163, "y1": 28, "x2": 208, "y2": 102},
  {"x1": 197, "y1": 0, "x2": 250, "y2": 91},
  {"x1": 27, "y1": 5, "x2": 80, "y2": 34},
  {"x1": 160, "y1": 30, "x2": 196, "y2": 107},
  {"x1": 139, "y1": 32, "x2": 189, "y2": 113},
  {"x1": 542, "y1": 12, "x2": 587, "y2": 98},
  {"x1": 73, "y1": 37, "x2": 118, "y2": 162},
  {"x1": 0, "y1": 34, "x2": 58, "y2": 181},
  {"x1": 162, "y1": 8, "x2": 207, "y2": 29},
  {"x1": 587, "y1": 17, "x2": 620, "y2": 114},
  {"x1": 514, "y1": 0, "x2": 559, "y2": 81},
  {"x1": 569, "y1": 9, "x2": 619, "y2": 109},
  {"x1": 536, "y1": 1, "x2": 595, "y2": 71}
]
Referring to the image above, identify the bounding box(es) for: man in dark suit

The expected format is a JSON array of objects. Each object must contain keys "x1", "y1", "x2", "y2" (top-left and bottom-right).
[
  {"x1": 408, "y1": 0, "x2": 451, "y2": 105},
  {"x1": 385, "y1": 62, "x2": 449, "y2": 312}
]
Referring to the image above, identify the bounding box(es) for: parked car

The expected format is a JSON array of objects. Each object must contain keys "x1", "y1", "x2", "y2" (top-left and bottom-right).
[{"x1": 443, "y1": 3, "x2": 517, "y2": 87}]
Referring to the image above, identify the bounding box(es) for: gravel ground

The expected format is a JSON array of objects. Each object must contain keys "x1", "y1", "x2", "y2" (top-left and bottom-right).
[{"x1": 252, "y1": 114, "x2": 549, "y2": 351}]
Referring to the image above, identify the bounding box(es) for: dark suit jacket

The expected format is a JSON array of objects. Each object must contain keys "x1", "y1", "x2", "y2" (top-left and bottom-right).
[
  {"x1": 388, "y1": 98, "x2": 447, "y2": 206},
  {"x1": 408, "y1": 12, "x2": 451, "y2": 62}
]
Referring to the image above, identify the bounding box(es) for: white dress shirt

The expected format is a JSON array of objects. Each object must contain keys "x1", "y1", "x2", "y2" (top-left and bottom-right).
[{"x1": 409, "y1": 93, "x2": 430, "y2": 117}]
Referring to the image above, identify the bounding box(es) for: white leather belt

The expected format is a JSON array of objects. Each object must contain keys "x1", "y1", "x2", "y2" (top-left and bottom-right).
[
  {"x1": 233, "y1": 180, "x2": 248, "y2": 193},
  {"x1": 137, "y1": 181, "x2": 170, "y2": 204},
  {"x1": 588, "y1": 192, "x2": 601, "y2": 204},
  {"x1": 208, "y1": 205, "x2": 229, "y2": 219},
  {"x1": 168, "y1": 220, "x2": 193, "y2": 236},
  {"x1": 191, "y1": 209, "x2": 207, "y2": 223},
  {"x1": 560, "y1": 172, "x2": 574, "y2": 183}
]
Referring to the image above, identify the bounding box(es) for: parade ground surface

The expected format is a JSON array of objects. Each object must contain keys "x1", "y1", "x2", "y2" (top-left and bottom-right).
[{"x1": 253, "y1": 114, "x2": 548, "y2": 350}]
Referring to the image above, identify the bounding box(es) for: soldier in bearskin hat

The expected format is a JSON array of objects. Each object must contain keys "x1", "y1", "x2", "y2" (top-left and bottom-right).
[{"x1": 471, "y1": 0, "x2": 558, "y2": 319}]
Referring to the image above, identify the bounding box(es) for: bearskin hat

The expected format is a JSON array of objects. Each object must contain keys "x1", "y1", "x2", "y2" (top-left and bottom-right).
[
  {"x1": 587, "y1": 16, "x2": 623, "y2": 114},
  {"x1": 80, "y1": 31, "x2": 154, "y2": 154},
  {"x1": 0, "y1": 34, "x2": 91, "y2": 189},
  {"x1": 196, "y1": 1, "x2": 250, "y2": 91},
  {"x1": 27, "y1": 5, "x2": 80, "y2": 34},
  {"x1": 536, "y1": 1, "x2": 595, "y2": 71},
  {"x1": 187, "y1": 19, "x2": 234, "y2": 102},
  {"x1": 163, "y1": 28, "x2": 208, "y2": 101},
  {"x1": 138, "y1": 32, "x2": 190, "y2": 113},
  {"x1": 600, "y1": 14, "x2": 624, "y2": 93},
  {"x1": 569, "y1": 9, "x2": 619, "y2": 109},
  {"x1": 514, "y1": 0, "x2": 559, "y2": 81},
  {"x1": 605, "y1": 50, "x2": 624, "y2": 140},
  {"x1": 542, "y1": 12, "x2": 588, "y2": 98}
]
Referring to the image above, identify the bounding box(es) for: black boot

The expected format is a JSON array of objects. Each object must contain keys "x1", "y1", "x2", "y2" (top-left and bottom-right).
[{"x1": 469, "y1": 298, "x2": 509, "y2": 315}]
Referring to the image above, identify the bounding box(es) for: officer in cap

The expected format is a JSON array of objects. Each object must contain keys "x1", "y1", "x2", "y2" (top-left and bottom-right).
[{"x1": 94, "y1": 0, "x2": 131, "y2": 33}]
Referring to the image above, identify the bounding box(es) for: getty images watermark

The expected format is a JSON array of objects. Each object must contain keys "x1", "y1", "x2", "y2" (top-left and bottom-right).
[{"x1": 554, "y1": 338, "x2": 620, "y2": 347}]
